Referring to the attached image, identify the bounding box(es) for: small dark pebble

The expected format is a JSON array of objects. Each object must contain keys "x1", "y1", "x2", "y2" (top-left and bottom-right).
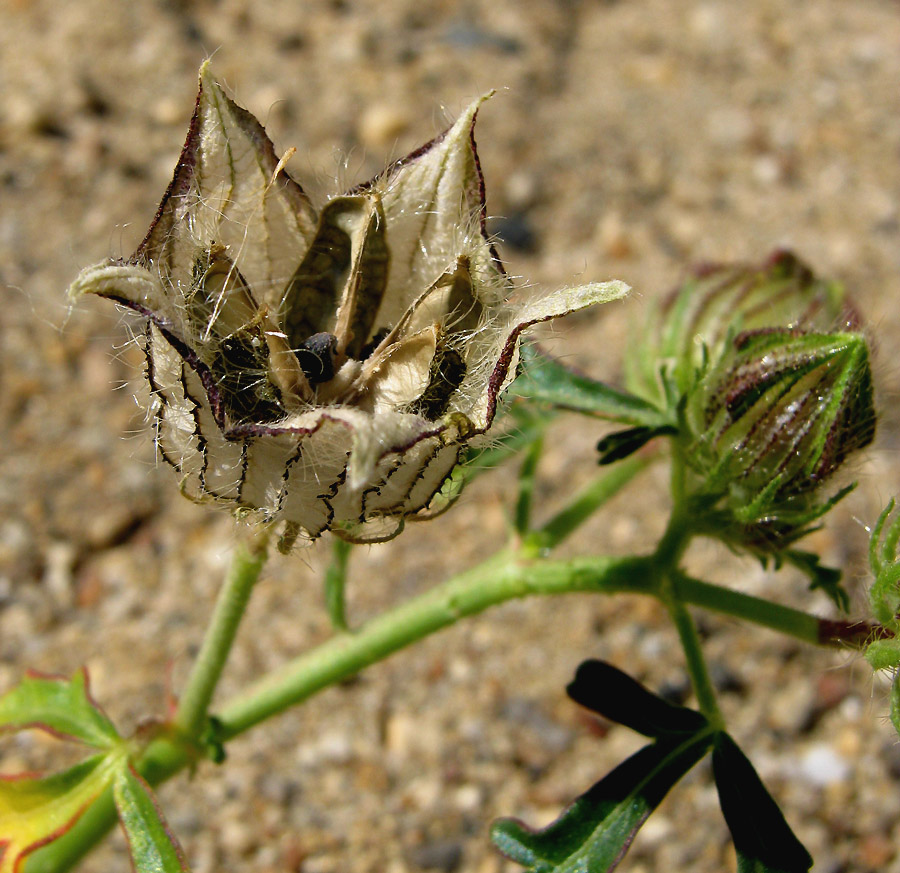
[
  {"x1": 278, "y1": 33, "x2": 306, "y2": 53},
  {"x1": 709, "y1": 664, "x2": 746, "y2": 695},
  {"x1": 408, "y1": 839, "x2": 464, "y2": 872},
  {"x1": 441, "y1": 23, "x2": 521, "y2": 55},
  {"x1": 500, "y1": 696, "x2": 573, "y2": 754},
  {"x1": 490, "y1": 213, "x2": 539, "y2": 253},
  {"x1": 657, "y1": 676, "x2": 692, "y2": 706},
  {"x1": 880, "y1": 740, "x2": 900, "y2": 782},
  {"x1": 32, "y1": 116, "x2": 69, "y2": 139}
]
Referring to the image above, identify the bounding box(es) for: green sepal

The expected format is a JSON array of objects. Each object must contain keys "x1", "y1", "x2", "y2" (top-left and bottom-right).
[
  {"x1": 510, "y1": 344, "x2": 672, "y2": 428},
  {"x1": 0, "y1": 669, "x2": 121, "y2": 750},
  {"x1": 865, "y1": 640, "x2": 900, "y2": 672},
  {"x1": 627, "y1": 250, "x2": 849, "y2": 406},
  {"x1": 113, "y1": 764, "x2": 192, "y2": 872},
  {"x1": 687, "y1": 330, "x2": 874, "y2": 509},
  {"x1": 684, "y1": 325, "x2": 873, "y2": 558},
  {"x1": 712, "y1": 733, "x2": 812, "y2": 873},
  {"x1": 780, "y1": 551, "x2": 848, "y2": 613}
]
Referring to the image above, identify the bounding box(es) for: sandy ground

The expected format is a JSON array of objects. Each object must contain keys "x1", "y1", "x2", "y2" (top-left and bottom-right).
[{"x1": 2, "y1": 1, "x2": 900, "y2": 871}]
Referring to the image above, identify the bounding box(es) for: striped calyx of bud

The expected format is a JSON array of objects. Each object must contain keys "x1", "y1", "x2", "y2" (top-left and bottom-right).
[{"x1": 684, "y1": 326, "x2": 875, "y2": 551}]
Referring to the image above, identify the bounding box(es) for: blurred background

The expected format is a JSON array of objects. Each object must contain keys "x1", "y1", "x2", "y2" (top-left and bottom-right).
[{"x1": 2, "y1": 1, "x2": 899, "y2": 870}]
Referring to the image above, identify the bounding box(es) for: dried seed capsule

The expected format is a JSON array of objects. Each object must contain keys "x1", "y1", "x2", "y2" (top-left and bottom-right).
[{"x1": 69, "y1": 63, "x2": 628, "y2": 547}]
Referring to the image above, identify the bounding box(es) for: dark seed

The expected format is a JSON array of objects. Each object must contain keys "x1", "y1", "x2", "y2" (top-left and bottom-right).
[{"x1": 295, "y1": 332, "x2": 338, "y2": 384}]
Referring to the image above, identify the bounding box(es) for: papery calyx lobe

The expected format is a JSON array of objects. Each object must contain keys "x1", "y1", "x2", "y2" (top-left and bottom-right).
[{"x1": 69, "y1": 64, "x2": 628, "y2": 547}]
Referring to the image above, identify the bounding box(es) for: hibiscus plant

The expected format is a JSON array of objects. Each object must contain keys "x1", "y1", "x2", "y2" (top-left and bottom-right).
[{"x1": 1, "y1": 64, "x2": 894, "y2": 873}]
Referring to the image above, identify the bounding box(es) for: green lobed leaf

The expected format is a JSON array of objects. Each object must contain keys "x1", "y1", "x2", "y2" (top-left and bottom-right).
[
  {"x1": 0, "y1": 755, "x2": 121, "y2": 873},
  {"x1": 113, "y1": 764, "x2": 191, "y2": 873},
  {"x1": 509, "y1": 345, "x2": 672, "y2": 428},
  {"x1": 567, "y1": 660, "x2": 708, "y2": 738},
  {"x1": 491, "y1": 661, "x2": 715, "y2": 872},
  {"x1": 491, "y1": 732, "x2": 713, "y2": 873},
  {"x1": 0, "y1": 669, "x2": 120, "y2": 750},
  {"x1": 712, "y1": 733, "x2": 812, "y2": 873}
]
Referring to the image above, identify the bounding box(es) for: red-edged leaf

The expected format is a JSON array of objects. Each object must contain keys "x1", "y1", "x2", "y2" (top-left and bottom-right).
[
  {"x1": 113, "y1": 764, "x2": 191, "y2": 873},
  {"x1": 0, "y1": 755, "x2": 119, "y2": 873},
  {"x1": 0, "y1": 669, "x2": 120, "y2": 749}
]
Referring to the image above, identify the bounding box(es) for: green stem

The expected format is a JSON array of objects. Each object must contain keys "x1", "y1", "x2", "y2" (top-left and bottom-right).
[
  {"x1": 649, "y1": 507, "x2": 723, "y2": 725},
  {"x1": 674, "y1": 574, "x2": 822, "y2": 645},
  {"x1": 217, "y1": 553, "x2": 650, "y2": 738},
  {"x1": 174, "y1": 530, "x2": 270, "y2": 740},
  {"x1": 324, "y1": 537, "x2": 352, "y2": 631},
  {"x1": 514, "y1": 435, "x2": 544, "y2": 535},
  {"x1": 526, "y1": 454, "x2": 650, "y2": 553},
  {"x1": 674, "y1": 573, "x2": 880, "y2": 648},
  {"x1": 27, "y1": 552, "x2": 651, "y2": 873},
  {"x1": 666, "y1": 595, "x2": 724, "y2": 727}
]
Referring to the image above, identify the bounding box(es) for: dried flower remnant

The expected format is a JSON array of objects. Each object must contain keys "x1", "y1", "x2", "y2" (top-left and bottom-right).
[{"x1": 70, "y1": 65, "x2": 627, "y2": 547}]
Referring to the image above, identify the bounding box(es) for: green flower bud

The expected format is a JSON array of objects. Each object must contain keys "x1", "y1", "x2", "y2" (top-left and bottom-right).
[
  {"x1": 684, "y1": 325, "x2": 875, "y2": 552},
  {"x1": 626, "y1": 250, "x2": 852, "y2": 408}
]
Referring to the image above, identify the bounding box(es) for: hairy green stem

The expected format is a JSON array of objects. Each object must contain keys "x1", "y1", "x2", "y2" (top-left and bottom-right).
[
  {"x1": 526, "y1": 454, "x2": 650, "y2": 553},
  {"x1": 27, "y1": 449, "x2": 855, "y2": 873},
  {"x1": 27, "y1": 552, "x2": 650, "y2": 873},
  {"x1": 217, "y1": 553, "x2": 650, "y2": 738},
  {"x1": 650, "y1": 505, "x2": 724, "y2": 725},
  {"x1": 324, "y1": 537, "x2": 352, "y2": 631},
  {"x1": 27, "y1": 533, "x2": 855, "y2": 873},
  {"x1": 174, "y1": 530, "x2": 270, "y2": 739},
  {"x1": 667, "y1": 595, "x2": 724, "y2": 727},
  {"x1": 514, "y1": 435, "x2": 544, "y2": 535},
  {"x1": 674, "y1": 574, "x2": 821, "y2": 644}
]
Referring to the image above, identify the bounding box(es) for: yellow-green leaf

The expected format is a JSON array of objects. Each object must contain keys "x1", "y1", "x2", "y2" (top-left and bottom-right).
[{"x1": 0, "y1": 755, "x2": 118, "y2": 873}]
